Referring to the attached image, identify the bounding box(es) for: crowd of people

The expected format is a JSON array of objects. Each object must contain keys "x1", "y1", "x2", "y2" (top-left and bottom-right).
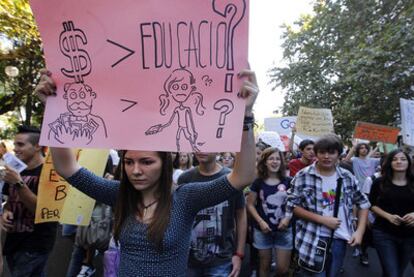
[{"x1": 0, "y1": 69, "x2": 412, "y2": 277}]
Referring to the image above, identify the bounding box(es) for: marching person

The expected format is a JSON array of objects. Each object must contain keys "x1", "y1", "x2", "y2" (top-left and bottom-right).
[
  {"x1": 34, "y1": 68, "x2": 258, "y2": 276},
  {"x1": 286, "y1": 134, "x2": 369, "y2": 277},
  {"x1": 247, "y1": 147, "x2": 293, "y2": 277},
  {"x1": 370, "y1": 149, "x2": 414, "y2": 277}
]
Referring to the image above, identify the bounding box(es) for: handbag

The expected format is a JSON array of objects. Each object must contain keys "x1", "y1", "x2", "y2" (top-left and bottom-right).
[
  {"x1": 75, "y1": 203, "x2": 113, "y2": 251},
  {"x1": 298, "y1": 178, "x2": 343, "y2": 273}
]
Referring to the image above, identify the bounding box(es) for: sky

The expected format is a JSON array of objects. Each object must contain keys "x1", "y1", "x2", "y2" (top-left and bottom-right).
[{"x1": 248, "y1": 1, "x2": 314, "y2": 123}]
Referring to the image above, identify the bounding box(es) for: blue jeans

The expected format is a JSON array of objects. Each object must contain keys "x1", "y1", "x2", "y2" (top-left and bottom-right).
[
  {"x1": 6, "y1": 250, "x2": 49, "y2": 277},
  {"x1": 187, "y1": 260, "x2": 232, "y2": 277},
  {"x1": 298, "y1": 238, "x2": 347, "y2": 277},
  {"x1": 372, "y1": 228, "x2": 414, "y2": 277}
]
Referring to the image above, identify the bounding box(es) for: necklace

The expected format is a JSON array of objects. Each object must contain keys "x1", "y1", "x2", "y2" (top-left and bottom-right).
[{"x1": 142, "y1": 199, "x2": 158, "y2": 218}]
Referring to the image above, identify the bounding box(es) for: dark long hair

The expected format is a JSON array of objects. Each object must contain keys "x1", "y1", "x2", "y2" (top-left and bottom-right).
[
  {"x1": 257, "y1": 147, "x2": 286, "y2": 180},
  {"x1": 113, "y1": 151, "x2": 173, "y2": 251},
  {"x1": 380, "y1": 149, "x2": 414, "y2": 193}
]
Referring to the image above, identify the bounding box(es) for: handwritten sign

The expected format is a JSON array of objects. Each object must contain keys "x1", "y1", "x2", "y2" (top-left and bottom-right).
[
  {"x1": 295, "y1": 107, "x2": 334, "y2": 137},
  {"x1": 30, "y1": 0, "x2": 249, "y2": 152},
  {"x1": 264, "y1": 116, "x2": 297, "y2": 136},
  {"x1": 35, "y1": 149, "x2": 108, "y2": 225},
  {"x1": 400, "y1": 98, "x2": 414, "y2": 146},
  {"x1": 35, "y1": 149, "x2": 81, "y2": 224},
  {"x1": 353, "y1": 122, "x2": 400, "y2": 144},
  {"x1": 59, "y1": 149, "x2": 109, "y2": 225},
  {"x1": 257, "y1": 131, "x2": 285, "y2": 152}
]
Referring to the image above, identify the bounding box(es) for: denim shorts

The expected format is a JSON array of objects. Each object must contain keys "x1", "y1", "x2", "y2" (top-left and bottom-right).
[{"x1": 253, "y1": 227, "x2": 293, "y2": 250}]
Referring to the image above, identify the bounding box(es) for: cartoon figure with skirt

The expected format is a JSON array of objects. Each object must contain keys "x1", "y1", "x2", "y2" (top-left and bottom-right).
[{"x1": 145, "y1": 68, "x2": 206, "y2": 152}]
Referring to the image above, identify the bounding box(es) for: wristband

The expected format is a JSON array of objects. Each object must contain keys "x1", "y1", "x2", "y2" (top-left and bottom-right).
[
  {"x1": 243, "y1": 115, "x2": 255, "y2": 131},
  {"x1": 233, "y1": 252, "x2": 244, "y2": 260}
]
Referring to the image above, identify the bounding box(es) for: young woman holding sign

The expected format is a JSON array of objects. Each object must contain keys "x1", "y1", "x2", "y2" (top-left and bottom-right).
[{"x1": 35, "y1": 69, "x2": 258, "y2": 277}]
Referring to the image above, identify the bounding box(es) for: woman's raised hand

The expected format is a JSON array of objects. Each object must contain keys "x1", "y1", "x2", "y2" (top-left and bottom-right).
[
  {"x1": 34, "y1": 69, "x2": 57, "y2": 104},
  {"x1": 237, "y1": 69, "x2": 259, "y2": 117}
]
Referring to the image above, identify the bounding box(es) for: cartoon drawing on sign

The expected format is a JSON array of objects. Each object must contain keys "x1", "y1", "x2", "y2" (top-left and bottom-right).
[
  {"x1": 48, "y1": 21, "x2": 108, "y2": 145},
  {"x1": 145, "y1": 68, "x2": 206, "y2": 152},
  {"x1": 48, "y1": 82, "x2": 108, "y2": 144},
  {"x1": 59, "y1": 21, "x2": 91, "y2": 83}
]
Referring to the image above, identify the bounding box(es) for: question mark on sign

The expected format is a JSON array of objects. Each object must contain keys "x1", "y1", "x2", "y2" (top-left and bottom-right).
[
  {"x1": 213, "y1": 99, "x2": 234, "y2": 138},
  {"x1": 201, "y1": 75, "x2": 213, "y2": 86}
]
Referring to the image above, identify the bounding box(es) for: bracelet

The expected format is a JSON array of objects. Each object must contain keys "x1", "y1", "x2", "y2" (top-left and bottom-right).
[
  {"x1": 233, "y1": 252, "x2": 245, "y2": 260},
  {"x1": 243, "y1": 115, "x2": 255, "y2": 131}
]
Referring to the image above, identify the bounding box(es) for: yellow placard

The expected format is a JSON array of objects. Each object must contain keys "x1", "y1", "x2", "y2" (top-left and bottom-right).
[
  {"x1": 35, "y1": 149, "x2": 109, "y2": 225},
  {"x1": 35, "y1": 149, "x2": 81, "y2": 223},
  {"x1": 60, "y1": 149, "x2": 109, "y2": 226},
  {"x1": 295, "y1": 107, "x2": 334, "y2": 137}
]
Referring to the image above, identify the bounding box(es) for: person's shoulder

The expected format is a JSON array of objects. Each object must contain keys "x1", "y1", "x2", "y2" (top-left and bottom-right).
[{"x1": 177, "y1": 167, "x2": 199, "y2": 184}]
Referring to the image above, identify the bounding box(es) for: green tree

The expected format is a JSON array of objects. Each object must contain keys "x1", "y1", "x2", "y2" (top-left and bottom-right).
[
  {"x1": 0, "y1": 0, "x2": 44, "y2": 138},
  {"x1": 269, "y1": 0, "x2": 414, "y2": 140}
]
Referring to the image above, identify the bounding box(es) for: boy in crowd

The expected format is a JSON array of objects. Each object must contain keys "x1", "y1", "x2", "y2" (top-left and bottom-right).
[
  {"x1": 1, "y1": 126, "x2": 57, "y2": 276},
  {"x1": 286, "y1": 134, "x2": 369, "y2": 276},
  {"x1": 178, "y1": 152, "x2": 247, "y2": 277}
]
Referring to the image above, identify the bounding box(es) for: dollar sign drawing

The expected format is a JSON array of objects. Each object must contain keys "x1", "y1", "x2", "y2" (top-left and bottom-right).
[{"x1": 59, "y1": 21, "x2": 92, "y2": 83}]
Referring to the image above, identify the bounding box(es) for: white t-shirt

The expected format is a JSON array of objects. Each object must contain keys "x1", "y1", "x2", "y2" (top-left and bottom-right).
[{"x1": 320, "y1": 173, "x2": 351, "y2": 241}]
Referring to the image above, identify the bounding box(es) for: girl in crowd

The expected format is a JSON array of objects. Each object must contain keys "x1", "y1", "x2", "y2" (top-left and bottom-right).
[
  {"x1": 370, "y1": 149, "x2": 414, "y2": 277},
  {"x1": 246, "y1": 147, "x2": 292, "y2": 277},
  {"x1": 220, "y1": 152, "x2": 236, "y2": 169},
  {"x1": 172, "y1": 152, "x2": 193, "y2": 185},
  {"x1": 35, "y1": 69, "x2": 258, "y2": 277}
]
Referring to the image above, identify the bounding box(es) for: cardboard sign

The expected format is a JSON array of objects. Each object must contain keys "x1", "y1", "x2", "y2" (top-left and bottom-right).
[
  {"x1": 35, "y1": 149, "x2": 108, "y2": 225},
  {"x1": 353, "y1": 122, "x2": 400, "y2": 144},
  {"x1": 400, "y1": 98, "x2": 414, "y2": 146},
  {"x1": 257, "y1": 131, "x2": 285, "y2": 151},
  {"x1": 264, "y1": 116, "x2": 297, "y2": 136},
  {"x1": 295, "y1": 107, "x2": 334, "y2": 137},
  {"x1": 30, "y1": 0, "x2": 249, "y2": 152}
]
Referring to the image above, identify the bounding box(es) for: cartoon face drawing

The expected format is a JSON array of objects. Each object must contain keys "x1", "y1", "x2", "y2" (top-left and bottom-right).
[
  {"x1": 166, "y1": 69, "x2": 196, "y2": 103},
  {"x1": 64, "y1": 82, "x2": 96, "y2": 117}
]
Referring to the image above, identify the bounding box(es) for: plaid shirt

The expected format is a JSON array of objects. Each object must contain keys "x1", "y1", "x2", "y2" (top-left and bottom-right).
[{"x1": 286, "y1": 163, "x2": 370, "y2": 266}]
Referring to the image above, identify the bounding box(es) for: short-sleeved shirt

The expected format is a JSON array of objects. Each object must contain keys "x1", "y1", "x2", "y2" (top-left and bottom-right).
[
  {"x1": 249, "y1": 177, "x2": 291, "y2": 231},
  {"x1": 369, "y1": 177, "x2": 414, "y2": 237},
  {"x1": 288, "y1": 159, "x2": 308, "y2": 177},
  {"x1": 351, "y1": 157, "x2": 380, "y2": 187},
  {"x1": 2, "y1": 165, "x2": 57, "y2": 255},
  {"x1": 177, "y1": 166, "x2": 245, "y2": 268}
]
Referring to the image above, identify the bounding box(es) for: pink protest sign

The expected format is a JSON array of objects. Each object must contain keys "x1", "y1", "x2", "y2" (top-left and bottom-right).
[{"x1": 30, "y1": 0, "x2": 249, "y2": 152}]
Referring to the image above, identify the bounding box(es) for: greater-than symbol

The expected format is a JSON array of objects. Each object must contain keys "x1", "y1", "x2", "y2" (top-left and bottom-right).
[
  {"x1": 121, "y1": 99, "x2": 138, "y2": 112},
  {"x1": 107, "y1": 39, "x2": 135, "y2": 68}
]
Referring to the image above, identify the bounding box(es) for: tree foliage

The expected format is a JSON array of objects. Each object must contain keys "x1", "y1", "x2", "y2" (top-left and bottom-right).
[
  {"x1": 0, "y1": 0, "x2": 44, "y2": 137},
  {"x1": 269, "y1": 0, "x2": 414, "y2": 140}
]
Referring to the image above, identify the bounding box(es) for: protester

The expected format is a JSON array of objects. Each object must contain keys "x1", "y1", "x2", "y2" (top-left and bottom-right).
[
  {"x1": 34, "y1": 68, "x2": 258, "y2": 276},
  {"x1": 0, "y1": 125, "x2": 58, "y2": 276},
  {"x1": 286, "y1": 134, "x2": 369, "y2": 277},
  {"x1": 246, "y1": 147, "x2": 292, "y2": 277},
  {"x1": 288, "y1": 139, "x2": 315, "y2": 177},
  {"x1": 345, "y1": 142, "x2": 380, "y2": 188},
  {"x1": 172, "y1": 152, "x2": 193, "y2": 186},
  {"x1": 370, "y1": 149, "x2": 414, "y2": 277},
  {"x1": 178, "y1": 152, "x2": 247, "y2": 277},
  {"x1": 220, "y1": 152, "x2": 236, "y2": 169}
]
